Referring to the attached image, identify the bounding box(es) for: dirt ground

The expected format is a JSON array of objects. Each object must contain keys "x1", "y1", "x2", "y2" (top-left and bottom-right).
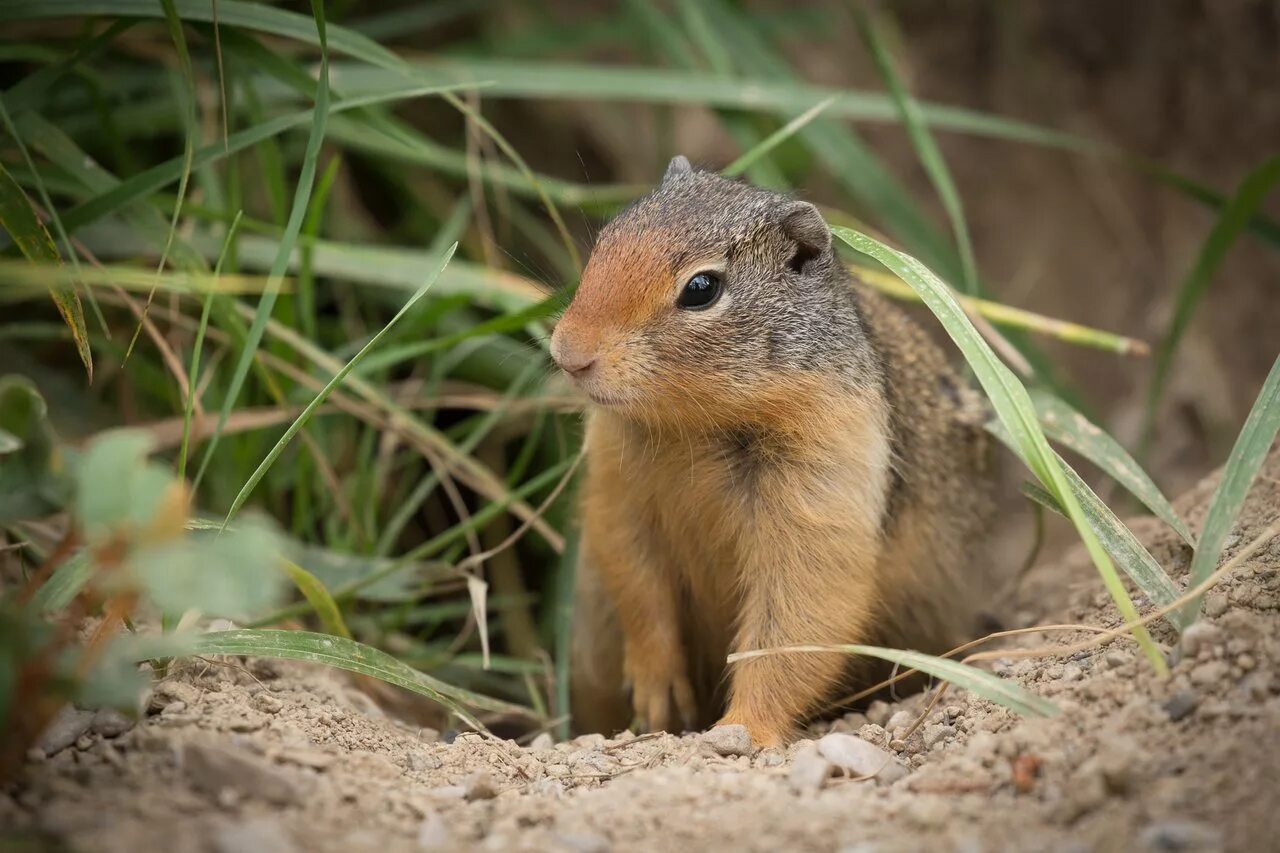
[{"x1": 4, "y1": 451, "x2": 1278, "y2": 853}]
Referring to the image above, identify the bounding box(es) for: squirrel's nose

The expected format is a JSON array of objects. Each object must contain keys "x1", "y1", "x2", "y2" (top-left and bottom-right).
[
  {"x1": 549, "y1": 330, "x2": 598, "y2": 377},
  {"x1": 554, "y1": 351, "x2": 597, "y2": 377}
]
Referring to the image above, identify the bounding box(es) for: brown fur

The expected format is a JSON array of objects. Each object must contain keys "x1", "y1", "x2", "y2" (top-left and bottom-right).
[{"x1": 558, "y1": 164, "x2": 996, "y2": 748}]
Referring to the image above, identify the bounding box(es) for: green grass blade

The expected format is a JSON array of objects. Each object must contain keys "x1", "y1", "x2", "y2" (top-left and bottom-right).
[
  {"x1": 219, "y1": 244, "x2": 457, "y2": 530},
  {"x1": 61, "y1": 83, "x2": 481, "y2": 234},
  {"x1": 988, "y1": 421, "x2": 1185, "y2": 628},
  {"x1": 440, "y1": 92, "x2": 581, "y2": 271},
  {"x1": 125, "y1": 0, "x2": 198, "y2": 362},
  {"x1": 0, "y1": 0, "x2": 405, "y2": 70},
  {"x1": 177, "y1": 212, "x2": 242, "y2": 482},
  {"x1": 188, "y1": 629, "x2": 530, "y2": 731},
  {"x1": 193, "y1": 0, "x2": 332, "y2": 493},
  {"x1": 32, "y1": 551, "x2": 92, "y2": 614},
  {"x1": 279, "y1": 558, "x2": 350, "y2": 639},
  {"x1": 852, "y1": 4, "x2": 978, "y2": 295},
  {"x1": 1030, "y1": 389, "x2": 1193, "y2": 543},
  {"x1": 0, "y1": 160, "x2": 91, "y2": 379},
  {"x1": 1144, "y1": 155, "x2": 1280, "y2": 449},
  {"x1": 721, "y1": 96, "x2": 837, "y2": 178},
  {"x1": 832, "y1": 225, "x2": 1169, "y2": 672},
  {"x1": 1181, "y1": 354, "x2": 1280, "y2": 624},
  {"x1": 731, "y1": 644, "x2": 1058, "y2": 718}
]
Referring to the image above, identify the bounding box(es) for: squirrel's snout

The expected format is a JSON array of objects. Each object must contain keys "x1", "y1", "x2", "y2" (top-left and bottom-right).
[{"x1": 549, "y1": 328, "x2": 599, "y2": 378}]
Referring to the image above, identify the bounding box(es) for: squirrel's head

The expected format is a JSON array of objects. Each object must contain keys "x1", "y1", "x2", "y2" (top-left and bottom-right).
[{"x1": 551, "y1": 156, "x2": 867, "y2": 427}]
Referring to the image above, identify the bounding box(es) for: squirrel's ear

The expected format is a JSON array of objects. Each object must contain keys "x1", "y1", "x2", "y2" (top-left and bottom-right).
[
  {"x1": 663, "y1": 155, "x2": 693, "y2": 184},
  {"x1": 779, "y1": 202, "x2": 831, "y2": 273}
]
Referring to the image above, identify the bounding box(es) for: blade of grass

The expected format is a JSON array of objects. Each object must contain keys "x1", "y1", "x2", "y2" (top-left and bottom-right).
[
  {"x1": 0, "y1": 0, "x2": 406, "y2": 70},
  {"x1": 851, "y1": 263, "x2": 1150, "y2": 355},
  {"x1": 730, "y1": 643, "x2": 1057, "y2": 718},
  {"x1": 61, "y1": 82, "x2": 485, "y2": 234},
  {"x1": 1143, "y1": 155, "x2": 1280, "y2": 451},
  {"x1": 193, "y1": 0, "x2": 331, "y2": 493},
  {"x1": 1181, "y1": 354, "x2": 1280, "y2": 624},
  {"x1": 852, "y1": 3, "x2": 978, "y2": 295},
  {"x1": 279, "y1": 558, "x2": 350, "y2": 639},
  {"x1": 721, "y1": 96, "x2": 838, "y2": 178},
  {"x1": 1029, "y1": 389, "x2": 1192, "y2": 543},
  {"x1": 0, "y1": 161, "x2": 91, "y2": 379},
  {"x1": 177, "y1": 212, "x2": 242, "y2": 482},
  {"x1": 0, "y1": 91, "x2": 108, "y2": 344},
  {"x1": 832, "y1": 225, "x2": 1169, "y2": 672},
  {"x1": 187, "y1": 629, "x2": 528, "y2": 731},
  {"x1": 13, "y1": 0, "x2": 1280, "y2": 245},
  {"x1": 220, "y1": 244, "x2": 457, "y2": 531},
  {"x1": 987, "y1": 421, "x2": 1186, "y2": 629},
  {"x1": 440, "y1": 92, "x2": 581, "y2": 271},
  {"x1": 125, "y1": 0, "x2": 198, "y2": 362}
]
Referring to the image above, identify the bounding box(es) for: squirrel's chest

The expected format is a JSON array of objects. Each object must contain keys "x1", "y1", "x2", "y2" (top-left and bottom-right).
[{"x1": 619, "y1": 426, "x2": 864, "y2": 578}]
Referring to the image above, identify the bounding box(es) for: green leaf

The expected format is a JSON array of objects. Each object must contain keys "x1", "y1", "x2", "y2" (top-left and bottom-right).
[
  {"x1": 832, "y1": 225, "x2": 1169, "y2": 672},
  {"x1": 730, "y1": 644, "x2": 1058, "y2": 718},
  {"x1": 852, "y1": 4, "x2": 978, "y2": 295},
  {"x1": 188, "y1": 629, "x2": 532, "y2": 731},
  {"x1": 129, "y1": 521, "x2": 286, "y2": 621},
  {"x1": 0, "y1": 375, "x2": 67, "y2": 522},
  {"x1": 1030, "y1": 390, "x2": 1192, "y2": 543},
  {"x1": 0, "y1": 161, "x2": 91, "y2": 378},
  {"x1": 74, "y1": 429, "x2": 167, "y2": 544},
  {"x1": 1145, "y1": 155, "x2": 1280, "y2": 447},
  {"x1": 1182, "y1": 354, "x2": 1280, "y2": 624},
  {"x1": 279, "y1": 559, "x2": 350, "y2": 639},
  {"x1": 33, "y1": 551, "x2": 92, "y2": 614},
  {"x1": 220, "y1": 243, "x2": 457, "y2": 530}
]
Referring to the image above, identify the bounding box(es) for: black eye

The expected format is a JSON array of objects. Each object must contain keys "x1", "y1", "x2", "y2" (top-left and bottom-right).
[{"x1": 677, "y1": 271, "x2": 722, "y2": 310}]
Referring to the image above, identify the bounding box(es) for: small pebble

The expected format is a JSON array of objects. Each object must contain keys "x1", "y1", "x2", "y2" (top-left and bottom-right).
[
  {"x1": 922, "y1": 724, "x2": 956, "y2": 749},
  {"x1": 1236, "y1": 654, "x2": 1256, "y2": 671},
  {"x1": 1162, "y1": 691, "x2": 1198, "y2": 722},
  {"x1": 1203, "y1": 594, "x2": 1230, "y2": 618},
  {"x1": 36, "y1": 707, "x2": 95, "y2": 756},
  {"x1": 788, "y1": 743, "x2": 832, "y2": 793},
  {"x1": 529, "y1": 732, "x2": 555, "y2": 751},
  {"x1": 90, "y1": 709, "x2": 135, "y2": 738},
  {"x1": 1105, "y1": 650, "x2": 1131, "y2": 669},
  {"x1": 251, "y1": 693, "x2": 284, "y2": 715},
  {"x1": 463, "y1": 771, "x2": 498, "y2": 801},
  {"x1": 817, "y1": 733, "x2": 907, "y2": 782},
  {"x1": 1189, "y1": 660, "x2": 1229, "y2": 687},
  {"x1": 701, "y1": 724, "x2": 752, "y2": 757},
  {"x1": 865, "y1": 700, "x2": 891, "y2": 727},
  {"x1": 1180, "y1": 622, "x2": 1222, "y2": 658},
  {"x1": 1138, "y1": 819, "x2": 1223, "y2": 852},
  {"x1": 885, "y1": 710, "x2": 915, "y2": 732},
  {"x1": 1061, "y1": 664, "x2": 1084, "y2": 683}
]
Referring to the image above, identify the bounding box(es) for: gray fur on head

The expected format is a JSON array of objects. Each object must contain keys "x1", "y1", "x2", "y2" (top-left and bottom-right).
[
  {"x1": 593, "y1": 168, "x2": 878, "y2": 389},
  {"x1": 663, "y1": 155, "x2": 693, "y2": 183}
]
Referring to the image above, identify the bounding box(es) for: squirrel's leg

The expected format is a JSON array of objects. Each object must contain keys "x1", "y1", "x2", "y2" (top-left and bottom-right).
[
  {"x1": 579, "y1": 516, "x2": 696, "y2": 735},
  {"x1": 719, "y1": 522, "x2": 882, "y2": 750}
]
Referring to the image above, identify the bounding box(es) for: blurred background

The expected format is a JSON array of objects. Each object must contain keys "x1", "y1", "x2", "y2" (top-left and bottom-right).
[{"x1": 2, "y1": 0, "x2": 1278, "y2": 726}]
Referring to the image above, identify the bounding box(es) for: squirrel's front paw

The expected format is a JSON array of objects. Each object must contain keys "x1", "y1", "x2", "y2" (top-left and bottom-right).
[
  {"x1": 715, "y1": 711, "x2": 792, "y2": 751},
  {"x1": 623, "y1": 641, "x2": 696, "y2": 734}
]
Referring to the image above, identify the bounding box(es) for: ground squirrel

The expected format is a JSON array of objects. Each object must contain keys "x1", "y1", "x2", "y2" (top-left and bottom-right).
[{"x1": 553, "y1": 157, "x2": 997, "y2": 748}]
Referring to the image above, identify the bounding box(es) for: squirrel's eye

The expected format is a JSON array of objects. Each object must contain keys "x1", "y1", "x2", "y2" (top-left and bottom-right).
[{"x1": 676, "y1": 271, "x2": 722, "y2": 310}]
